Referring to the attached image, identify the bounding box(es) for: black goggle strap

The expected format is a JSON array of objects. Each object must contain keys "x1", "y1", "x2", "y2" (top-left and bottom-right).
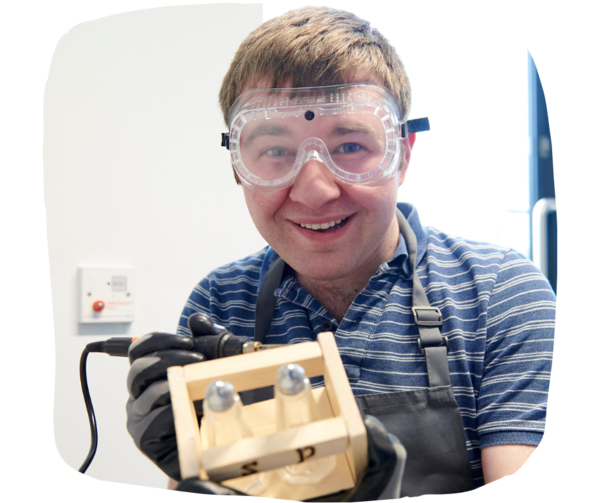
[
  {"x1": 221, "y1": 132, "x2": 230, "y2": 150},
  {"x1": 402, "y1": 117, "x2": 431, "y2": 138},
  {"x1": 220, "y1": 117, "x2": 430, "y2": 150}
]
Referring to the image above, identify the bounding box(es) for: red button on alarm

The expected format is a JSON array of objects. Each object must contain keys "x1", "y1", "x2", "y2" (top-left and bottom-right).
[{"x1": 93, "y1": 300, "x2": 105, "y2": 312}]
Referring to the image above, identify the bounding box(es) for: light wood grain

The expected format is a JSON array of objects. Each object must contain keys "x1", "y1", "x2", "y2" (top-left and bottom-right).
[
  {"x1": 169, "y1": 333, "x2": 368, "y2": 500},
  {"x1": 222, "y1": 452, "x2": 354, "y2": 500},
  {"x1": 201, "y1": 417, "x2": 348, "y2": 481},
  {"x1": 318, "y1": 332, "x2": 368, "y2": 481},
  {"x1": 167, "y1": 366, "x2": 207, "y2": 480},
  {"x1": 183, "y1": 342, "x2": 324, "y2": 401}
]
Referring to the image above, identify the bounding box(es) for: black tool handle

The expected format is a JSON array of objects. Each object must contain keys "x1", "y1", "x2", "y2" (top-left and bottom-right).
[
  {"x1": 188, "y1": 312, "x2": 251, "y2": 359},
  {"x1": 191, "y1": 330, "x2": 250, "y2": 359}
]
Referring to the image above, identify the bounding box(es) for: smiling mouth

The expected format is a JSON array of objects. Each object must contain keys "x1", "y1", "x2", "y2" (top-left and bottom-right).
[{"x1": 296, "y1": 216, "x2": 351, "y2": 233}]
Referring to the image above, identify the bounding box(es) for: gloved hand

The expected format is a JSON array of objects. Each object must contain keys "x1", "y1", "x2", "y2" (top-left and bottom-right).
[
  {"x1": 175, "y1": 415, "x2": 407, "y2": 501},
  {"x1": 338, "y1": 415, "x2": 407, "y2": 501},
  {"x1": 126, "y1": 331, "x2": 206, "y2": 480}
]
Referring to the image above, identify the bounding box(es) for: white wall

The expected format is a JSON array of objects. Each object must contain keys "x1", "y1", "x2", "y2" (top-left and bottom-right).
[{"x1": 45, "y1": 3, "x2": 264, "y2": 488}]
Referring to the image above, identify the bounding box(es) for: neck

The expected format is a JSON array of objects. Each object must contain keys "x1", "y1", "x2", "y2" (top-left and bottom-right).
[
  {"x1": 296, "y1": 274, "x2": 369, "y2": 323},
  {"x1": 295, "y1": 217, "x2": 399, "y2": 323}
]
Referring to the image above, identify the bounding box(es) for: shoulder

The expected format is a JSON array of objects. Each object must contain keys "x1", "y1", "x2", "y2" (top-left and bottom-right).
[
  {"x1": 203, "y1": 247, "x2": 268, "y2": 288},
  {"x1": 422, "y1": 228, "x2": 555, "y2": 305},
  {"x1": 422, "y1": 227, "x2": 514, "y2": 291},
  {"x1": 426, "y1": 227, "x2": 512, "y2": 264}
]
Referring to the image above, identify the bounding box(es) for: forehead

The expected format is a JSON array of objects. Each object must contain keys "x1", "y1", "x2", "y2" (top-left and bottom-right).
[{"x1": 239, "y1": 73, "x2": 385, "y2": 95}]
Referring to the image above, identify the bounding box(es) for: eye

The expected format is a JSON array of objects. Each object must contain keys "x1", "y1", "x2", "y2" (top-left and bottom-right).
[
  {"x1": 337, "y1": 143, "x2": 364, "y2": 154},
  {"x1": 264, "y1": 147, "x2": 288, "y2": 158}
]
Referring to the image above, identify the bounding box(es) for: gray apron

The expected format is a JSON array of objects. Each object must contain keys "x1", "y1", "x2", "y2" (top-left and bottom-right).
[{"x1": 242, "y1": 209, "x2": 475, "y2": 497}]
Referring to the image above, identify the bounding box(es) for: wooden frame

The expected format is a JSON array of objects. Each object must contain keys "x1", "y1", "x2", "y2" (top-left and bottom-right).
[{"x1": 167, "y1": 331, "x2": 368, "y2": 500}]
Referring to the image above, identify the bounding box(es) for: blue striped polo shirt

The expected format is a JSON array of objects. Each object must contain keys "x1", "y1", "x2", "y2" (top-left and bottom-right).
[{"x1": 177, "y1": 202, "x2": 555, "y2": 487}]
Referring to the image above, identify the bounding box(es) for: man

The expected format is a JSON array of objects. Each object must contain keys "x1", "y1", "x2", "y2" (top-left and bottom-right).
[{"x1": 126, "y1": 6, "x2": 555, "y2": 498}]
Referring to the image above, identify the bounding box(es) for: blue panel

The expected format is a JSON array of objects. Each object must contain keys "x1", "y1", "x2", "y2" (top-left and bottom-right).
[
  {"x1": 547, "y1": 211, "x2": 557, "y2": 292},
  {"x1": 528, "y1": 53, "x2": 557, "y2": 292}
]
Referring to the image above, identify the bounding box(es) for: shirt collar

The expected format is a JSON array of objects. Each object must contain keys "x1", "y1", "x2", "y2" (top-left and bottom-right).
[
  {"x1": 390, "y1": 202, "x2": 428, "y2": 278},
  {"x1": 257, "y1": 202, "x2": 428, "y2": 290}
]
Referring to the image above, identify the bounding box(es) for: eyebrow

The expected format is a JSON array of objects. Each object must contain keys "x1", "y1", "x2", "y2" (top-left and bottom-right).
[
  {"x1": 243, "y1": 125, "x2": 292, "y2": 147},
  {"x1": 241, "y1": 121, "x2": 380, "y2": 147},
  {"x1": 333, "y1": 123, "x2": 380, "y2": 139}
]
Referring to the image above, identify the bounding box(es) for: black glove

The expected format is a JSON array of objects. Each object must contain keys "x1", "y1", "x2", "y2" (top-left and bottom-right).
[
  {"x1": 126, "y1": 331, "x2": 206, "y2": 480},
  {"x1": 126, "y1": 313, "x2": 246, "y2": 480},
  {"x1": 337, "y1": 415, "x2": 406, "y2": 501},
  {"x1": 175, "y1": 415, "x2": 406, "y2": 501}
]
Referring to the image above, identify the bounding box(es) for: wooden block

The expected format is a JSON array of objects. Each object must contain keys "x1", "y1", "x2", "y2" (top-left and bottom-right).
[
  {"x1": 169, "y1": 334, "x2": 367, "y2": 500},
  {"x1": 167, "y1": 366, "x2": 207, "y2": 480},
  {"x1": 222, "y1": 452, "x2": 354, "y2": 500},
  {"x1": 202, "y1": 417, "x2": 348, "y2": 481},
  {"x1": 201, "y1": 386, "x2": 333, "y2": 445},
  {"x1": 318, "y1": 332, "x2": 368, "y2": 481},
  {"x1": 183, "y1": 341, "x2": 324, "y2": 401},
  {"x1": 203, "y1": 388, "x2": 356, "y2": 500}
]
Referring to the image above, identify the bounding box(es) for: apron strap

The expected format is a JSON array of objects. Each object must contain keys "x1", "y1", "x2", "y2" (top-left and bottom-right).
[
  {"x1": 254, "y1": 210, "x2": 451, "y2": 388},
  {"x1": 254, "y1": 256, "x2": 286, "y2": 343},
  {"x1": 395, "y1": 208, "x2": 450, "y2": 387}
]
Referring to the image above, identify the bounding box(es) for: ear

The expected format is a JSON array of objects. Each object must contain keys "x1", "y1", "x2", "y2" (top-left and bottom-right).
[{"x1": 398, "y1": 133, "x2": 417, "y2": 186}]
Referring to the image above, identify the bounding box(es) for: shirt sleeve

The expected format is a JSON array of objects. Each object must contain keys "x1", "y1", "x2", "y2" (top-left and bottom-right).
[{"x1": 476, "y1": 249, "x2": 556, "y2": 449}]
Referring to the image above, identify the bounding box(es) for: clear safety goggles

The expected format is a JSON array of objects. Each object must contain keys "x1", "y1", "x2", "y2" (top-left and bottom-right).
[{"x1": 221, "y1": 83, "x2": 430, "y2": 193}]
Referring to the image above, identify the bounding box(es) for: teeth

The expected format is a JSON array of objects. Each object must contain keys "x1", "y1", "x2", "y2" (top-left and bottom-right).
[{"x1": 299, "y1": 218, "x2": 346, "y2": 230}]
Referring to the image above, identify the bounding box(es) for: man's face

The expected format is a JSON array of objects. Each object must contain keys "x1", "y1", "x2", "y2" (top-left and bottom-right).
[{"x1": 240, "y1": 76, "x2": 412, "y2": 286}]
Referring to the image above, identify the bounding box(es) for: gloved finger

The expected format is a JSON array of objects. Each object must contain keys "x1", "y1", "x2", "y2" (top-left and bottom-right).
[
  {"x1": 129, "y1": 332, "x2": 194, "y2": 363},
  {"x1": 126, "y1": 400, "x2": 181, "y2": 480},
  {"x1": 126, "y1": 397, "x2": 171, "y2": 448},
  {"x1": 363, "y1": 415, "x2": 398, "y2": 472},
  {"x1": 127, "y1": 349, "x2": 206, "y2": 399},
  {"x1": 381, "y1": 433, "x2": 407, "y2": 500},
  {"x1": 187, "y1": 313, "x2": 230, "y2": 337},
  {"x1": 130, "y1": 380, "x2": 171, "y2": 416},
  {"x1": 129, "y1": 380, "x2": 205, "y2": 419},
  {"x1": 176, "y1": 478, "x2": 247, "y2": 495}
]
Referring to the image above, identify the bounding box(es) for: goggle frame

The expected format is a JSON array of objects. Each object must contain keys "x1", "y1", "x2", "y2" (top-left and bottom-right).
[{"x1": 221, "y1": 83, "x2": 430, "y2": 192}]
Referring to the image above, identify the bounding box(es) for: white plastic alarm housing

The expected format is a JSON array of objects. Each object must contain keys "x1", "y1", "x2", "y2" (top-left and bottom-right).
[{"x1": 78, "y1": 267, "x2": 135, "y2": 323}]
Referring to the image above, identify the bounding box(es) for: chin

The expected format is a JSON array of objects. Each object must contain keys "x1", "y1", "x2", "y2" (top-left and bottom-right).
[{"x1": 292, "y1": 261, "x2": 356, "y2": 283}]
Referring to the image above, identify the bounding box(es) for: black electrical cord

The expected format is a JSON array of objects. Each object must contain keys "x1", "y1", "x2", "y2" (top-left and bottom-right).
[
  {"x1": 79, "y1": 343, "x2": 100, "y2": 473},
  {"x1": 77, "y1": 328, "x2": 270, "y2": 473},
  {"x1": 78, "y1": 338, "x2": 134, "y2": 474}
]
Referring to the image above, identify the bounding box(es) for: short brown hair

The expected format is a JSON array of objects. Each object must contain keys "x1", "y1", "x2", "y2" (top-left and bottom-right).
[{"x1": 219, "y1": 6, "x2": 412, "y2": 183}]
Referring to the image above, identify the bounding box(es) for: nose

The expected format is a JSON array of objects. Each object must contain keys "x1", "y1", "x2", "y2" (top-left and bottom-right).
[{"x1": 288, "y1": 159, "x2": 341, "y2": 209}]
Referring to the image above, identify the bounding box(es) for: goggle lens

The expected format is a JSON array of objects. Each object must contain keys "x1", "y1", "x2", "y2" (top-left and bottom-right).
[{"x1": 239, "y1": 112, "x2": 389, "y2": 180}]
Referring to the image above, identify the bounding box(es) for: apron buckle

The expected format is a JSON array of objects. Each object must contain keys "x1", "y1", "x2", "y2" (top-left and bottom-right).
[
  {"x1": 412, "y1": 307, "x2": 447, "y2": 355},
  {"x1": 417, "y1": 335, "x2": 449, "y2": 355},
  {"x1": 411, "y1": 306, "x2": 443, "y2": 326}
]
